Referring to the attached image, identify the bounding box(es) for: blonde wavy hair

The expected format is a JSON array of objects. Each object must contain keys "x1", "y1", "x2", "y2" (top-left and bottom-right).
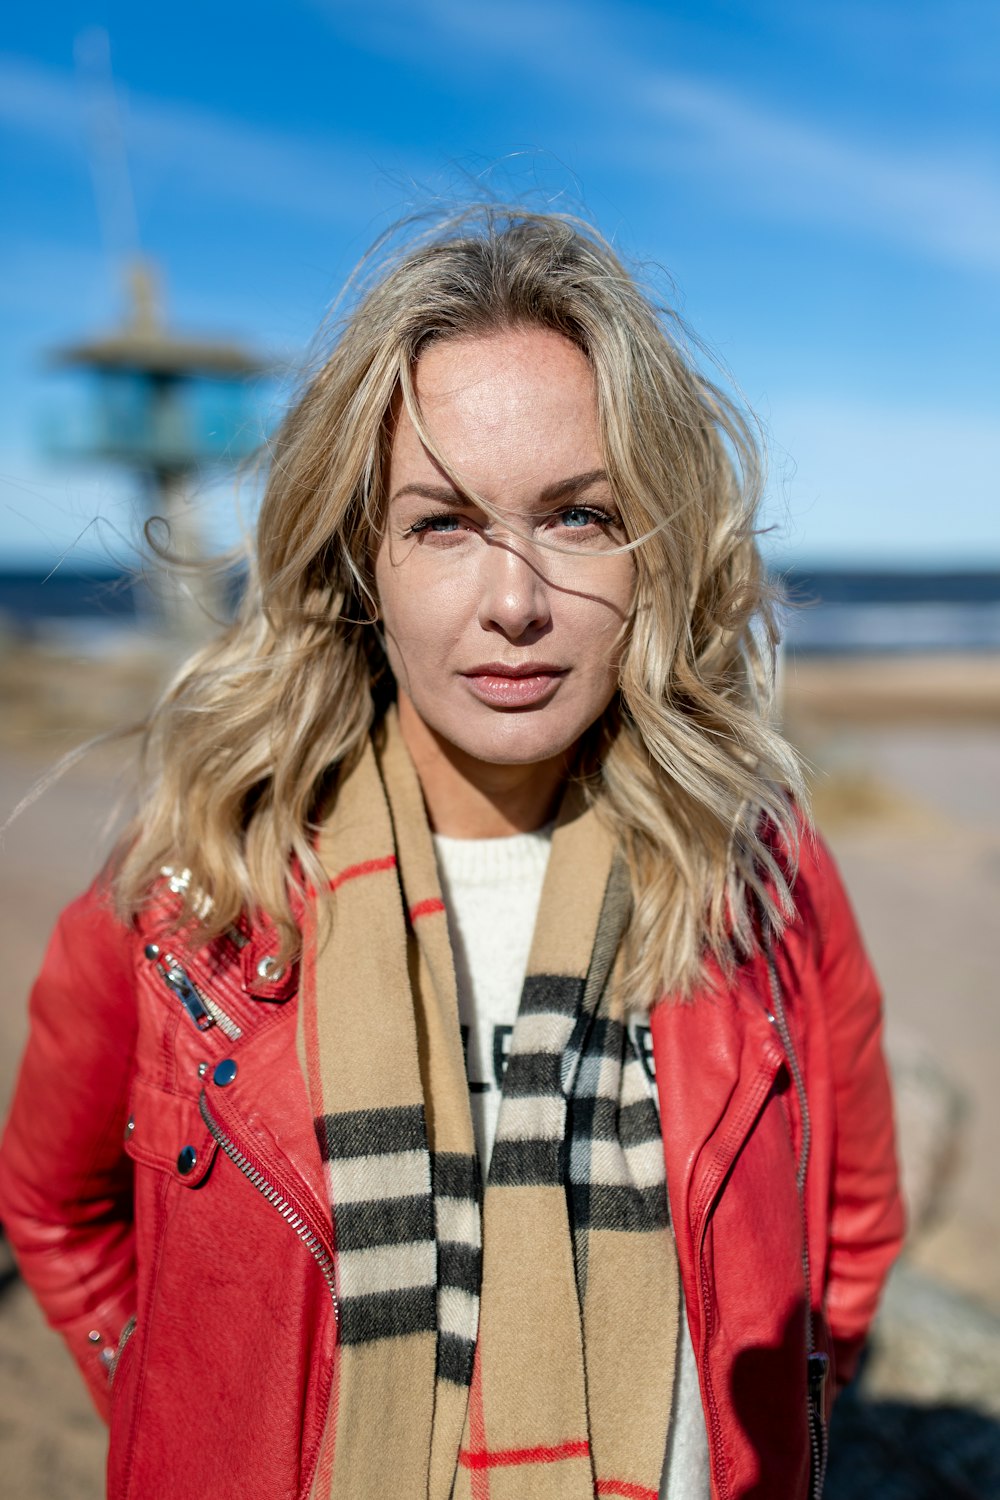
[{"x1": 114, "y1": 206, "x2": 807, "y2": 1006}]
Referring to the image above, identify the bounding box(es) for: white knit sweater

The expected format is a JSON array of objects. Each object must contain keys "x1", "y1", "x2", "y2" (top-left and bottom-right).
[{"x1": 433, "y1": 827, "x2": 711, "y2": 1500}]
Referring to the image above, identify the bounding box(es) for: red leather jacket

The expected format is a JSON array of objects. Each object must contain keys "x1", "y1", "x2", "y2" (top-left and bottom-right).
[{"x1": 0, "y1": 831, "x2": 903, "y2": 1500}]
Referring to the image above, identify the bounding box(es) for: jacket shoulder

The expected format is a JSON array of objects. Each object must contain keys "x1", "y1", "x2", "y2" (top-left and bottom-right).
[
  {"x1": 759, "y1": 806, "x2": 846, "y2": 964},
  {"x1": 38, "y1": 879, "x2": 137, "y2": 1004},
  {"x1": 786, "y1": 820, "x2": 872, "y2": 981}
]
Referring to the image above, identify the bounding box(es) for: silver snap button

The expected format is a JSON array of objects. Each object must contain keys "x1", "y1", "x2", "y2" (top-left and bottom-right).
[
  {"x1": 176, "y1": 1146, "x2": 197, "y2": 1175},
  {"x1": 144, "y1": 943, "x2": 160, "y2": 960},
  {"x1": 124, "y1": 1116, "x2": 135, "y2": 1140},
  {"x1": 256, "y1": 956, "x2": 283, "y2": 981},
  {"x1": 197, "y1": 1061, "x2": 208, "y2": 1078},
  {"x1": 87, "y1": 1329, "x2": 102, "y2": 1345}
]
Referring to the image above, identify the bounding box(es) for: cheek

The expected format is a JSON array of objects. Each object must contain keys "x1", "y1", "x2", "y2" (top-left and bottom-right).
[
  {"x1": 574, "y1": 562, "x2": 635, "y2": 664},
  {"x1": 375, "y1": 552, "x2": 462, "y2": 677}
]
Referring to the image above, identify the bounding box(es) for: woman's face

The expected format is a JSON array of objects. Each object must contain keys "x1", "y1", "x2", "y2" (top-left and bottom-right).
[{"x1": 374, "y1": 326, "x2": 635, "y2": 771}]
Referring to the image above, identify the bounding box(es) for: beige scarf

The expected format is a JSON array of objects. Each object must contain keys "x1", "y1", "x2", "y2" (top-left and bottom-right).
[{"x1": 297, "y1": 711, "x2": 679, "y2": 1499}]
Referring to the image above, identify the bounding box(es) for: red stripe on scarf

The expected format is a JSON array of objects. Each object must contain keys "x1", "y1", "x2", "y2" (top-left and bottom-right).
[
  {"x1": 459, "y1": 1439, "x2": 591, "y2": 1471},
  {"x1": 467, "y1": 1348, "x2": 490, "y2": 1500},
  {"x1": 596, "y1": 1481, "x2": 660, "y2": 1499},
  {"x1": 408, "y1": 896, "x2": 446, "y2": 922},
  {"x1": 327, "y1": 855, "x2": 397, "y2": 891},
  {"x1": 299, "y1": 902, "x2": 324, "y2": 1118}
]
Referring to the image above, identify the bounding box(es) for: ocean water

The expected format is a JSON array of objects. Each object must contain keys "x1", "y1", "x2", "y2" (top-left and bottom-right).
[
  {"x1": 778, "y1": 569, "x2": 1000, "y2": 654},
  {"x1": 0, "y1": 568, "x2": 137, "y2": 623},
  {"x1": 2, "y1": 566, "x2": 1000, "y2": 655}
]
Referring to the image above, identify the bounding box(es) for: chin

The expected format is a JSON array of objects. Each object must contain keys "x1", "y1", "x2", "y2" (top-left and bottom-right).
[{"x1": 439, "y1": 710, "x2": 585, "y2": 769}]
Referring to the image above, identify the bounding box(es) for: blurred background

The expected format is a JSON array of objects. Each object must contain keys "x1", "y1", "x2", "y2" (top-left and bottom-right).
[{"x1": 1, "y1": 2, "x2": 998, "y2": 1494}]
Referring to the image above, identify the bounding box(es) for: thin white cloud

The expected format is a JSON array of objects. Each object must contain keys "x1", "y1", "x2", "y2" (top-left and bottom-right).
[
  {"x1": 312, "y1": 0, "x2": 1000, "y2": 274},
  {"x1": 9, "y1": 14, "x2": 998, "y2": 276},
  {"x1": 0, "y1": 51, "x2": 86, "y2": 140},
  {"x1": 0, "y1": 52, "x2": 402, "y2": 227},
  {"x1": 776, "y1": 0, "x2": 1000, "y2": 90},
  {"x1": 631, "y1": 73, "x2": 1000, "y2": 275}
]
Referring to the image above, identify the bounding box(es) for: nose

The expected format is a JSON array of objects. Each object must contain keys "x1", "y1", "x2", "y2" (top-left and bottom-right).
[{"x1": 476, "y1": 534, "x2": 552, "y2": 640}]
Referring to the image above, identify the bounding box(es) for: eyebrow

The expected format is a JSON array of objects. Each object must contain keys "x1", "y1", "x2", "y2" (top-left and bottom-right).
[{"x1": 388, "y1": 468, "x2": 611, "y2": 508}]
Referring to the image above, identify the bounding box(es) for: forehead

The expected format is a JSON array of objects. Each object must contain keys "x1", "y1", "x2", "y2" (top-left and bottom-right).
[{"x1": 389, "y1": 327, "x2": 603, "y2": 497}]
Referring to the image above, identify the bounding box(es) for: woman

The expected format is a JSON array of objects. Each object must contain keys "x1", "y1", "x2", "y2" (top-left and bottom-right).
[{"x1": 0, "y1": 208, "x2": 903, "y2": 1500}]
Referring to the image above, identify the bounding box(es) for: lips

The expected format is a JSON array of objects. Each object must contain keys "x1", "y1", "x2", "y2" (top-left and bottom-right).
[{"x1": 461, "y1": 661, "x2": 567, "y2": 708}]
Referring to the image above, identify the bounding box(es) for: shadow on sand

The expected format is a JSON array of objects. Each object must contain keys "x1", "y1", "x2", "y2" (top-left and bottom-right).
[{"x1": 827, "y1": 1378, "x2": 1000, "y2": 1499}]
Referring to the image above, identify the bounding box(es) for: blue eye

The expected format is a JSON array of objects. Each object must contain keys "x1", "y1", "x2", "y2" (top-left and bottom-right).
[
  {"x1": 560, "y1": 506, "x2": 612, "y2": 529},
  {"x1": 409, "y1": 514, "x2": 462, "y2": 535}
]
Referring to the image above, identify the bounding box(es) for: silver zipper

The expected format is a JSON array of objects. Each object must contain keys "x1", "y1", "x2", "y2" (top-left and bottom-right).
[
  {"x1": 198, "y1": 989, "x2": 243, "y2": 1041},
  {"x1": 109, "y1": 1313, "x2": 137, "y2": 1386},
  {"x1": 198, "y1": 1093, "x2": 339, "y2": 1324},
  {"x1": 764, "y1": 947, "x2": 829, "y2": 1500},
  {"x1": 150, "y1": 952, "x2": 242, "y2": 1040}
]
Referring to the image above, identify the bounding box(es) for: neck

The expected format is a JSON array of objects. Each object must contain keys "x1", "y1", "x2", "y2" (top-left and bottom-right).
[{"x1": 396, "y1": 694, "x2": 568, "y2": 838}]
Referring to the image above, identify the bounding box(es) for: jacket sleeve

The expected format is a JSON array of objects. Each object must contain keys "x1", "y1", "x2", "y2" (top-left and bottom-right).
[
  {"x1": 811, "y1": 834, "x2": 905, "y2": 1389},
  {"x1": 0, "y1": 881, "x2": 138, "y2": 1421}
]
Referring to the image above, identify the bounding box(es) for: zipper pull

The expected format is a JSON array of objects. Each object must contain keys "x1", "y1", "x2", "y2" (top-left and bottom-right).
[
  {"x1": 807, "y1": 1350, "x2": 829, "y2": 1414},
  {"x1": 807, "y1": 1351, "x2": 830, "y2": 1498},
  {"x1": 145, "y1": 945, "x2": 215, "y2": 1031}
]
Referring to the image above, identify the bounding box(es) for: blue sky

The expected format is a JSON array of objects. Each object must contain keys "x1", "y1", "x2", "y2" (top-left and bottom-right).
[{"x1": 1, "y1": 0, "x2": 998, "y2": 567}]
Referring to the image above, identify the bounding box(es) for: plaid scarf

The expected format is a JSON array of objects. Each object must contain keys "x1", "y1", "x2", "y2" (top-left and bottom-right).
[{"x1": 297, "y1": 711, "x2": 679, "y2": 1499}]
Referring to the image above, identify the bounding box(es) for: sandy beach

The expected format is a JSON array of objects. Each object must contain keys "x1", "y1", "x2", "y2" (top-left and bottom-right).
[
  {"x1": 1, "y1": 642, "x2": 998, "y2": 1496},
  {"x1": 783, "y1": 658, "x2": 1000, "y2": 1310}
]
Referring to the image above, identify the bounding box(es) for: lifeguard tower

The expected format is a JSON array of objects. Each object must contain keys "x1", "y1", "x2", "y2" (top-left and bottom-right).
[{"x1": 46, "y1": 259, "x2": 273, "y2": 638}]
